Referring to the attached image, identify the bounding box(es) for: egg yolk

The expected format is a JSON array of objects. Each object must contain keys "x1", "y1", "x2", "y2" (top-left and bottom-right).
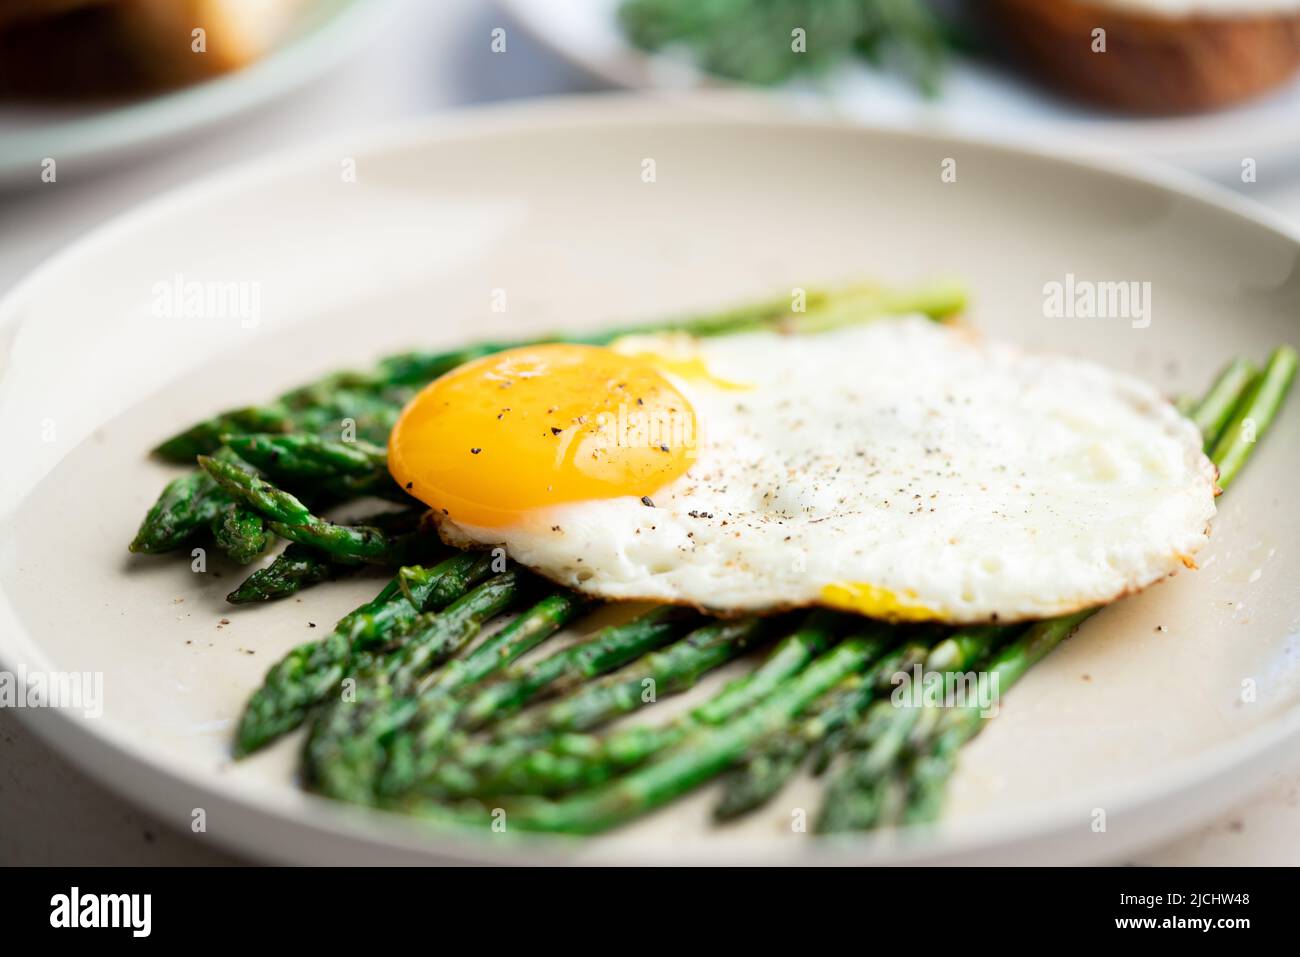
[
  {"x1": 389, "y1": 343, "x2": 697, "y2": 528},
  {"x1": 820, "y1": 582, "x2": 944, "y2": 623}
]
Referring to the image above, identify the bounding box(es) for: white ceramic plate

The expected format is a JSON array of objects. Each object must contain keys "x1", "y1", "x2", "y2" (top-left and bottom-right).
[
  {"x1": 0, "y1": 0, "x2": 395, "y2": 186},
  {"x1": 499, "y1": 0, "x2": 1300, "y2": 175},
  {"x1": 2, "y1": 94, "x2": 1299, "y2": 865}
]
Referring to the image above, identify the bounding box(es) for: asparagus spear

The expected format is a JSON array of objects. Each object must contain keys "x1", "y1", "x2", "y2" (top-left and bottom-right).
[
  {"x1": 714, "y1": 639, "x2": 932, "y2": 820},
  {"x1": 131, "y1": 446, "x2": 277, "y2": 561},
  {"x1": 420, "y1": 591, "x2": 590, "y2": 697},
  {"x1": 693, "y1": 612, "x2": 839, "y2": 723},
  {"x1": 391, "y1": 575, "x2": 531, "y2": 689},
  {"x1": 459, "y1": 606, "x2": 700, "y2": 727},
  {"x1": 899, "y1": 353, "x2": 1293, "y2": 826},
  {"x1": 224, "y1": 508, "x2": 425, "y2": 604},
  {"x1": 232, "y1": 551, "x2": 493, "y2": 755},
  {"x1": 468, "y1": 633, "x2": 891, "y2": 835},
  {"x1": 290, "y1": 387, "x2": 411, "y2": 448},
  {"x1": 129, "y1": 447, "x2": 242, "y2": 553},
  {"x1": 381, "y1": 605, "x2": 700, "y2": 796},
  {"x1": 305, "y1": 571, "x2": 530, "y2": 804},
  {"x1": 156, "y1": 361, "x2": 494, "y2": 463},
  {"x1": 130, "y1": 469, "x2": 225, "y2": 554},
  {"x1": 154, "y1": 406, "x2": 294, "y2": 463},
  {"x1": 451, "y1": 611, "x2": 849, "y2": 796},
  {"x1": 222, "y1": 431, "x2": 409, "y2": 501},
  {"x1": 383, "y1": 591, "x2": 592, "y2": 754},
  {"x1": 824, "y1": 626, "x2": 1013, "y2": 761},
  {"x1": 1209, "y1": 346, "x2": 1297, "y2": 491},
  {"x1": 901, "y1": 612, "x2": 1094, "y2": 825},
  {"x1": 1187, "y1": 357, "x2": 1257, "y2": 443},
  {"x1": 815, "y1": 625, "x2": 1014, "y2": 832},
  {"x1": 448, "y1": 616, "x2": 781, "y2": 797},
  {"x1": 154, "y1": 381, "x2": 415, "y2": 463},
  {"x1": 197, "y1": 454, "x2": 424, "y2": 564},
  {"x1": 211, "y1": 502, "x2": 271, "y2": 565},
  {"x1": 226, "y1": 542, "x2": 344, "y2": 604},
  {"x1": 499, "y1": 616, "x2": 775, "y2": 738},
  {"x1": 714, "y1": 675, "x2": 865, "y2": 821},
  {"x1": 224, "y1": 431, "x2": 385, "y2": 474}
]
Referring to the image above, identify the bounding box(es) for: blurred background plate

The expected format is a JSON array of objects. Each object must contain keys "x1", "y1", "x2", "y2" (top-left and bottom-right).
[
  {"x1": 0, "y1": 0, "x2": 396, "y2": 186},
  {"x1": 1, "y1": 95, "x2": 1298, "y2": 864},
  {"x1": 499, "y1": 0, "x2": 1300, "y2": 177}
]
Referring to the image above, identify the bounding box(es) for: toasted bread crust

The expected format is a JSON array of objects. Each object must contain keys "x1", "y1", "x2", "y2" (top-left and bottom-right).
[{"x1": 986, "y1": 0, "x2": 1300, "y2": 113}]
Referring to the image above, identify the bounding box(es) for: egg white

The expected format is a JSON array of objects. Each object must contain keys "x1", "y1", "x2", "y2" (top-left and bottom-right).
[{"x1": 433, "y1": 316, "x2": 1218, "y2": 623}]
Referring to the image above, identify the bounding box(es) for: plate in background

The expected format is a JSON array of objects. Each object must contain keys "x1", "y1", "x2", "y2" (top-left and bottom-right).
[
  {"x1": 0, "y1": 94, "x2": 1299, "y2": 864},
  {"x1": 499, "y1": 0, "x2": 1300, "y2": 177},
  {"x1": 0, "y1": 0, "x2": 396, "y2": 186}
]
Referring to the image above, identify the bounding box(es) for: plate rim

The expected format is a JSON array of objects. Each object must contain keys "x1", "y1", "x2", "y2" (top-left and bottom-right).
[
  {"x1": 3, "y1": 91, "x2": 1300, "y2": 864},
  {"x1": 0, "y1": 0, "x2": 398, "y2": 184}
]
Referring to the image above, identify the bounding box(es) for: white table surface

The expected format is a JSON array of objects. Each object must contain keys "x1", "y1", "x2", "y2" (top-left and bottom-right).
[{"x1": 2, "y1": 0, "x2": 1298, "y2": 866}]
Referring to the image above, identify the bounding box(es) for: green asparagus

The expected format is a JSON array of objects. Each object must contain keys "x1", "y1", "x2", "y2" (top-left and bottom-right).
[
  {"x1": 475, "y1": 633, "x2": 891, "y2": 835},
  {"x1": 901, "y1": 612, "x2": 1094, "y2": 825},
  {"x1": 1209, "y1": 346, "x2": 1297, "y2": 491},
  {"x1": 380, "y1": 591, "x2": 592, "y2": 761},
  {"x1": 382, "y1": 605, "x2": 700, "y2": 797},
  {"x1": 715, "y1": 639, "x2": 931, "y2": 820},
  {"x1": 223, "y1": 431, "x2": 385, "y2": 477},
  {"x1": 448, "y1": 616, "x2": 780, "y2": 797},
  {"x1": 816, "y1": 625, "x2": 1014, "y2": 832},
  {"x1": 225, "y1": 508, "x2": 424, "y2": 603},
  {"x1": 226, "y1": 542, "x2": 346, "y2": 604},
  {"x1": 211, "y1": 502, "x2": 271, "y2": 565},
  {"x1": 1188, "y1": 357, "x2": 1257, "y2": 444},
  {"x1": 130, "y1": 469, "x2": 225, "y2": 553},
  {"x1": 232, "y1": 550, "x2": 494, "y2": 755},
  {"x1": 714, "y1": 678, "x2": 864, "y2": 822},
  {"x1": 428, "y1": 611, "x2": 849, "y2": 798},
  {"x1": 499, "y1": 616, "x2": 775, "y2": 738},
  {"x1": 198, "y1": 454, "x2": 425, "y2": 564},
  {"x1": 306, "y1": 571, "x2": 530, "y2": 804}
]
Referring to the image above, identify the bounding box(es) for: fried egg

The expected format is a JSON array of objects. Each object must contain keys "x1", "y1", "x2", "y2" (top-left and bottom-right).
[{"x1": 388, "y1": 316, "x2": 1217, "y2": 623}]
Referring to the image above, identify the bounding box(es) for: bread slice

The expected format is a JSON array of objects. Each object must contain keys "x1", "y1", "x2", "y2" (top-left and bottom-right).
[
  {"x1": 0, "y1": 0, "x2": 111, "y2": 33},
  {"x1": 985, "y1": 0, "x2": 1300, "y2": 113},
  {"x1": 0, "y1": 6, "x2": 155, "y2": 99},
  {"x1": 115, "y1": 0, "x2": 308, "y2": 85},
  {"x1": 0, "y1": 0, "x2": 306, "y2": 99}
]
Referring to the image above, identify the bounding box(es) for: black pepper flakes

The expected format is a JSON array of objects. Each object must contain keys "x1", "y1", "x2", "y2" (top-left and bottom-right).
[{"x1": 641, "y1": 496, "x2": 655, "y2": 508}]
